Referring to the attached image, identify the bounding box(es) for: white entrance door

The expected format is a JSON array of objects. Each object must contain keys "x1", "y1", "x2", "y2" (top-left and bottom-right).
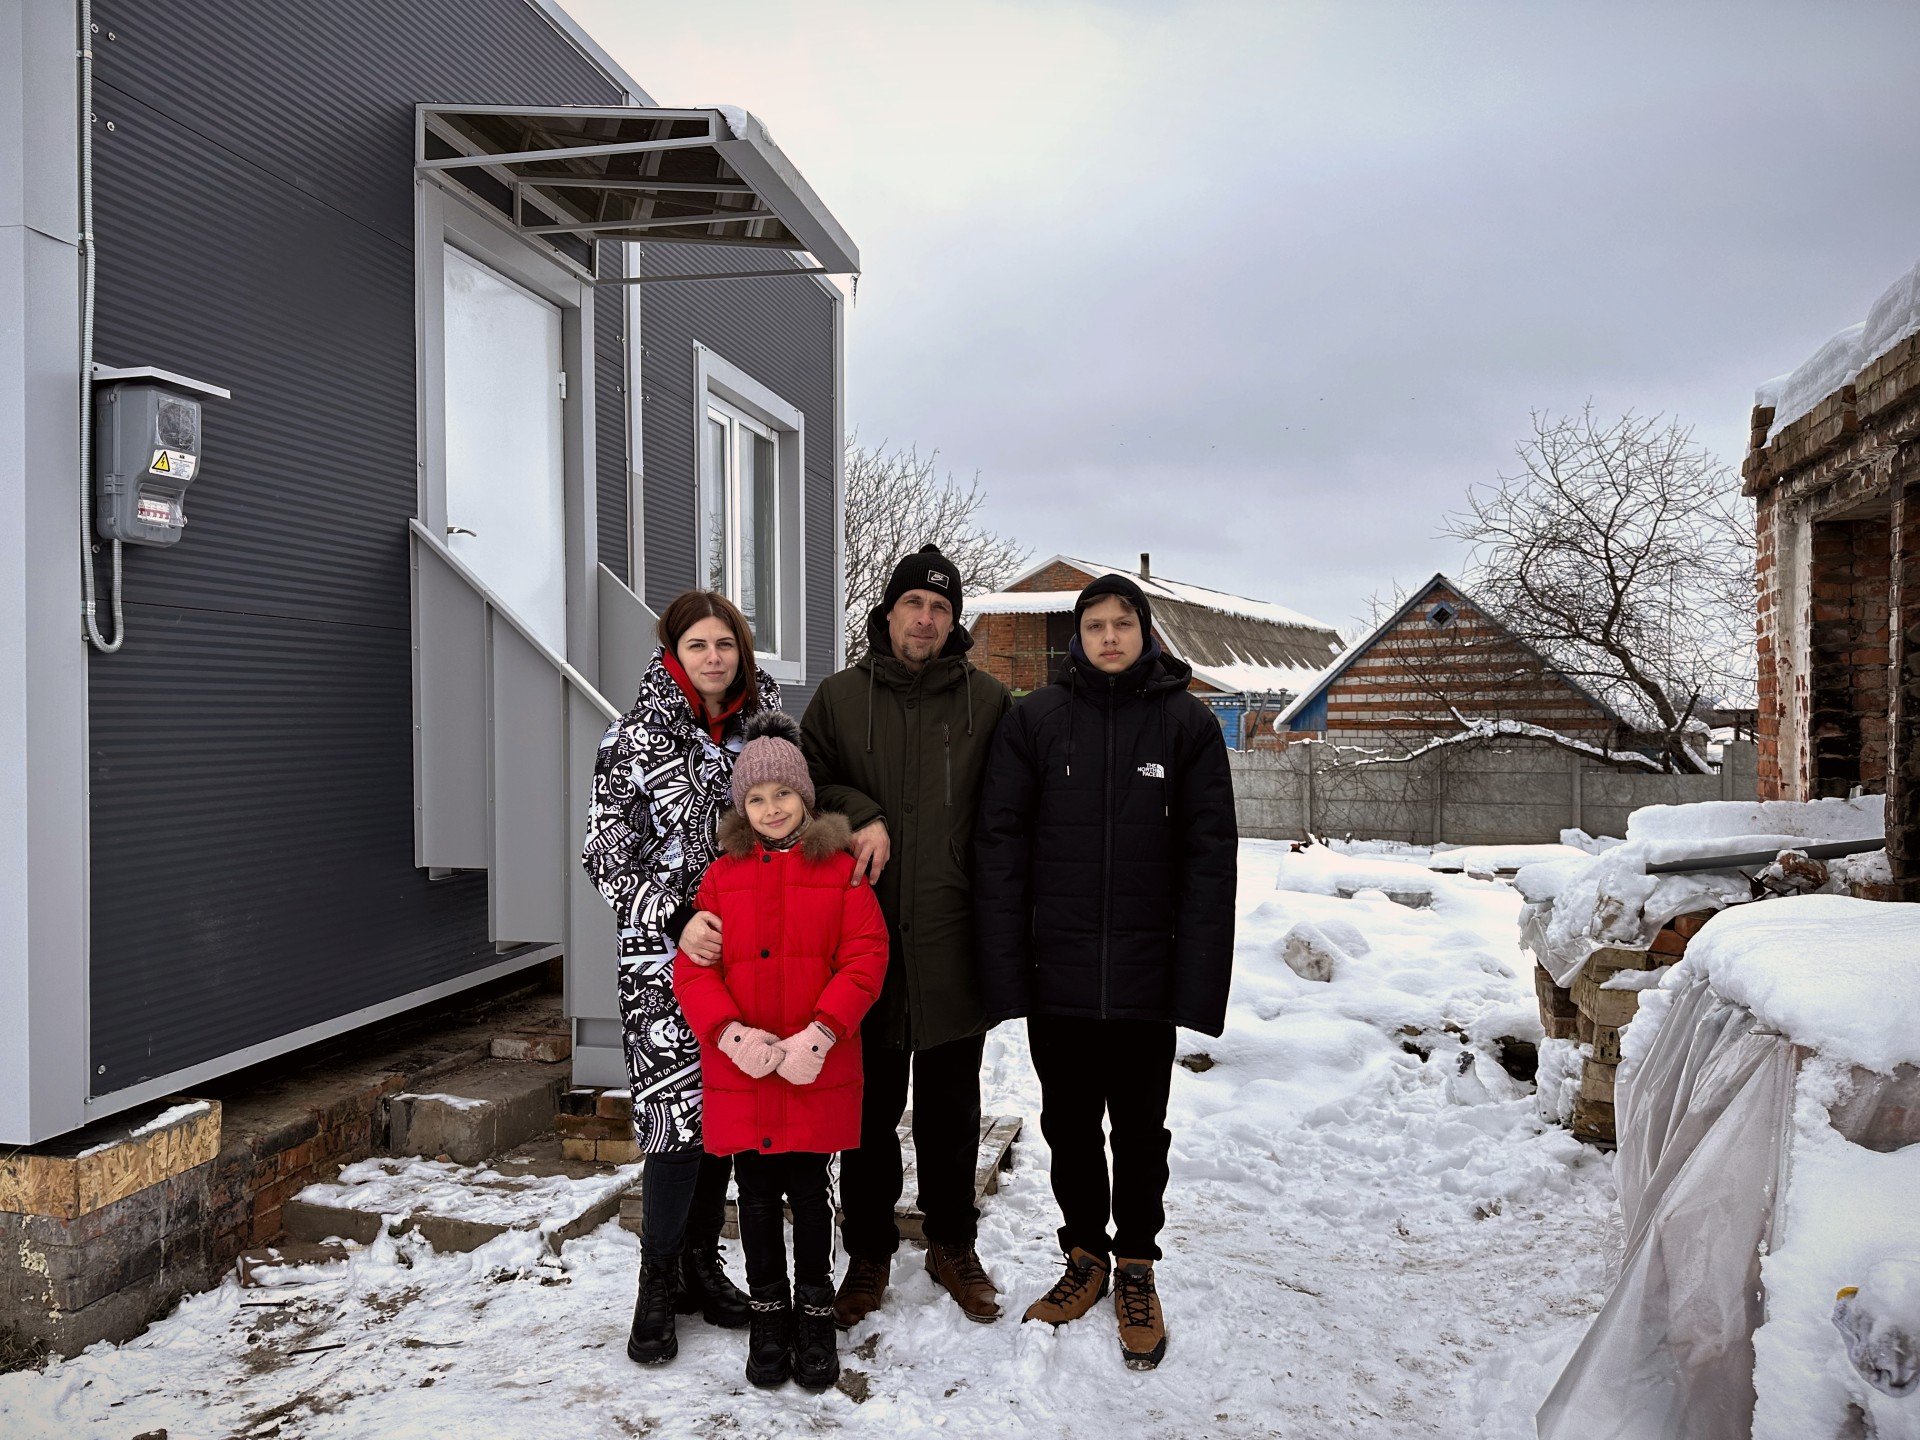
[{"x1": 442, "y1": 244, "x2": 568, "y2": 655}]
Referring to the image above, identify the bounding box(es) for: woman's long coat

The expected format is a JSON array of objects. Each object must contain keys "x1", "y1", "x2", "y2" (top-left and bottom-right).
[{"x1": 581, "y1": 648, "x2": 779, "y2": 1154}]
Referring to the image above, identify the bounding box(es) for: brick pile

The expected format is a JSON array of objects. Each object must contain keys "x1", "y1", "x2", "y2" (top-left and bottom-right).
[
  {"x1": 1536, "y1": 910, "x2": 1716, "y2": 1147},
  {"x1": 557, "y1": 1087, "x2": 641, "y2": 1165}
]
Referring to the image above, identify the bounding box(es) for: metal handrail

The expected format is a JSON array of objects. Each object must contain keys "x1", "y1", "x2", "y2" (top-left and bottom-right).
[{"x1": 408, "y1": 519, "x2": 617, "y2": 722}]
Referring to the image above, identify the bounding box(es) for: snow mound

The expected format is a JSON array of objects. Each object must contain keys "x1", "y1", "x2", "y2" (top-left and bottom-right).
[
  {"x1": 1519, "y1": 797, "x2": 1888, "y2": 985},
  {"x1": 1757, "y1": 255, "x2": 1920, "y2": 438},
  {"x1": 1626, "y1": 794, "x2": 1884, "y2": 844},
  {"x1": 1676, "y1": 894, "x2": 1920, "y2": 1073},
  {"x1": 1753, "y1": 1059, "x2": 1920, "y2": 1436}
]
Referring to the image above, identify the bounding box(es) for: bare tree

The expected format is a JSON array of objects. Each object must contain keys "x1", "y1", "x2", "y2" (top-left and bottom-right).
[
  {"x1": 842, "y1": 437, "x2": 1030, "y2": 658},
  {"x1": 1443, "y1": 408, "x2": 1756, "y2": 773}
]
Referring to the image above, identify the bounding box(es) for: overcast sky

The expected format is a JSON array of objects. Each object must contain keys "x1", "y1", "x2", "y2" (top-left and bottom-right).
[{"x1": 573, "y1": 0, "x2": 1920, "y2": 634}]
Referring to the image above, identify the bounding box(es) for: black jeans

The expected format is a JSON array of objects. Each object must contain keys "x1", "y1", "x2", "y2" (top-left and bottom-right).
[
  {"x1": 734, "y1": 1150, "x2": 834, "y2": 1292},
  {"x1": 639, "y1": 1150, "x2": 734, "y2": 1265},
  {"x1": 1028, "y1": 1015, "x2": 1176, "y2": 1262},
  {"x1": 839, "y1": 1032, "x2": 986, "y2": 1259}
]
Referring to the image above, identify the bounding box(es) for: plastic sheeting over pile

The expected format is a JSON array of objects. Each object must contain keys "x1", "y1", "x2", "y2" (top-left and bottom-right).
[{"x1": 1538, "y1": 970, "x2": 1920, "y2": 1439}]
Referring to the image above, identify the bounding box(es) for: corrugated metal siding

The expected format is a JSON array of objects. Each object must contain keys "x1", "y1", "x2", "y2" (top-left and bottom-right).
[
  {"x1": 86, "y1": 0, "x2": 626, "y2": 1091},
  {"x1": 639, "y1": 247, "x2": 837, "y2": 712},
  {"x1": 596, "y1": 241, "x2": 629, "y2": 585}
]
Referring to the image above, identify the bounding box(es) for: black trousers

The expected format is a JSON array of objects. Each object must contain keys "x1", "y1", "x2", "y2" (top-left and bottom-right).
[
  {"x1": 1028, "y1": 1015, "x2": 1176, "y2": 1262},
  {"x1": 638, "y1": 1150, "x2": 734, "y2": 1265},
  {"x1": 734, "y1": 1150, "x2": 834, "y2": 1293},
  {"x1": 839, "y1": 1032, "x2": 986, "y2": 1259}
]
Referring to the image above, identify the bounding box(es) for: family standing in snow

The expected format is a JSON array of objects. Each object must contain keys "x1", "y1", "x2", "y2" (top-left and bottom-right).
[{"x1": 581, "y1": 545, "x2": 1237, "y2": 1390}]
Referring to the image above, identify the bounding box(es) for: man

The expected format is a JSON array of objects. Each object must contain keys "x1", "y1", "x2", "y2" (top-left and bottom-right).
[
  {"x1": 800, "y1": 544, "x2": 1012, "y2": 1327},
  {"x1": 973, "y1": 572, "x2": 1237, "y2": 1370}
]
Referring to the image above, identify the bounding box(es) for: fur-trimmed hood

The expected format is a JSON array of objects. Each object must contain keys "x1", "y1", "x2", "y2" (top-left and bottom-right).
[{"x1": 716, "y1": 808, "x2": 853, "y2": 862}]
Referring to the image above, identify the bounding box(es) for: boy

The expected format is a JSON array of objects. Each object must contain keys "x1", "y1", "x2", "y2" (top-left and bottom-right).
[{"x1": 973, "y1": 572, "x2": 1237, "y2": 1370}]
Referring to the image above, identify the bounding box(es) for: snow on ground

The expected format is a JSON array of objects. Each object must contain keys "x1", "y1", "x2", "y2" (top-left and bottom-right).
[{"x1": 0, "y1": 841, "x2": 1619, "y2": 1439}]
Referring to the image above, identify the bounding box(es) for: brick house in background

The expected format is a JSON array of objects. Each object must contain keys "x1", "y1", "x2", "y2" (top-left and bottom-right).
[
  {"x1": 967, "y1": 555, "x2": 1342, "y2": 744},
  {"x1": 1745, "y1": 257, "x2": 1920, "y2": 895},
  {"x1": 1273, "y1": 573, "x2": 1637, "y2": 750}
]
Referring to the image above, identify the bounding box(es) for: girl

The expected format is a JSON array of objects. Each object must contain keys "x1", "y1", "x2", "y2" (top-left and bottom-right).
[
  {"x1": 581, "y1": 591, "x2": 778, "y2": 1365},
  {"x1": 673, "y1": 712, "x2": 889, "y2": 1391}
]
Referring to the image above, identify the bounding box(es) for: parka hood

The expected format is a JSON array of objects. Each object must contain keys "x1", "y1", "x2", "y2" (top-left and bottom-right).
[
  {"x1": 716, "y1": 808, "x2": 854, "y2": 862},
  {"x1": 1055, "y1": 635, "x2": 1193, "y2": 697}
]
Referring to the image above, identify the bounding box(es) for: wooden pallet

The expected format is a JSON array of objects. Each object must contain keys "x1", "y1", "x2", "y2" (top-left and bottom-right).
[{"x1": 618, "y1": 1113, "x2": 1023, "y2": 1241}]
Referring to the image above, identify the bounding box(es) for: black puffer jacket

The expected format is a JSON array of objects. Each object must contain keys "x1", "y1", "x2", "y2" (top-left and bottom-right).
[{"x1": 973, "y1": 637, "x2": 1238, "y2": 1036}]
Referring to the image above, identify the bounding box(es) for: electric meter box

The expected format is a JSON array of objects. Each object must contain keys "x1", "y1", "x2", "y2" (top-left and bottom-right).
[{"x1": 92, "y1": 368, "x2": 230, "y2": 546}]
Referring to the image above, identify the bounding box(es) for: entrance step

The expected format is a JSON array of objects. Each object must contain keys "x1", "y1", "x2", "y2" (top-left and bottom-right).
[
  {"x1": 281, "y1": 1137, "x2": 637, "y2": 1255},
  {"x1": 614, "y1": 1113, "x2": 1023, "y2": 1242},
  {"x1": 233, "y1": 1239, "x2": 353, "y2": 1287},
  {"x1": 387, "y1": 1059, "x2": 569, "y2": 1166}
]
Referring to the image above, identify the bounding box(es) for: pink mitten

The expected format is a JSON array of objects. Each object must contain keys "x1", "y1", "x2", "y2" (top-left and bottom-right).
[
  {"x1": 720, "y1": 1023, "x2": 783, "y2": 1079},
  {"x1": 776, "y1": 1022, "x2": 837, "y2": 1085}
]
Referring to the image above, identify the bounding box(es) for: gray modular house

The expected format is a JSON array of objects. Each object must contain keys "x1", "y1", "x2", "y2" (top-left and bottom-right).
[{"x1": 1, "y1": 0, "x2": 857, "y2": 1144}]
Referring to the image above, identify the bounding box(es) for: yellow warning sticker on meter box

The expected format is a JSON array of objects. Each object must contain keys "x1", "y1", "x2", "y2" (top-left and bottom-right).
[{"x1": 148, "y1": 447, "x2": 197, "y2": 480}]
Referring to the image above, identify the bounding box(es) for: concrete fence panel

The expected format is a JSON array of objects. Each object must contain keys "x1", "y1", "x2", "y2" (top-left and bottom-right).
[{"x1": 1231, "y1": 740, "x2": 1759, "y2": 845}]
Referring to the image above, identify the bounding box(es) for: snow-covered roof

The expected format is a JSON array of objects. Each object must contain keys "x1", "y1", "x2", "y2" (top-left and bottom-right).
[
  {"x1": 972, "y1": 556, "x2": 1343, "y2": 696},
  {"x1": 1757, "y1": 255, "x2": 1920, "y2": 439},
  {"x1": 965, "y1": 590, "x2": 1081, "y2": 616},
  {"x1": 1187, "y1": 659, "x2": 1331, "y2": 696},
  {"x1": 1000, "y1": 555, "x2": 1340, "y2": 634}
]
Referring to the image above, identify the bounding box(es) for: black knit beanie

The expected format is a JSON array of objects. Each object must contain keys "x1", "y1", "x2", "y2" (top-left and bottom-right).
[
  {"x1": 1073, "y1": 573, "x2": 1154, "y2": 637},
  {"x1": 882, "y1": 543, "x2": 964, "y2": 618}
]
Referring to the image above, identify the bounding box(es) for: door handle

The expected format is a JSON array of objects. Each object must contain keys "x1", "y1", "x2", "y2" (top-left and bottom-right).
[{"x1": 447, "y1": 525, "x2": 477, "y2": 538}]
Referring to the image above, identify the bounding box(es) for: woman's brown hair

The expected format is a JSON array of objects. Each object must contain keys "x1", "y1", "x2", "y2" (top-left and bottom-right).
[{"x1": 657, "y1": 590, "x2": 760, "y2": 710}]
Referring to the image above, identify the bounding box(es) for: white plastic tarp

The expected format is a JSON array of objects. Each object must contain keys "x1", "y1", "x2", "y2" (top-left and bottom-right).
[{"x1": 1539, "y1": 973, "x2": 1920, "y2": 1439}]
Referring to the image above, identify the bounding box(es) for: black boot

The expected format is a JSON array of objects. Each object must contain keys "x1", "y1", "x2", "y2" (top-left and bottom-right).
[
  {"x1": 744, "y1": 1283, "x2": 792, "y2": 1389},
  {"x1": 791, "y1": 1281, "x2": 840, "y2": 1393},
  {"x1": 677, "y1": 1244, "x2": 751, "y2": 1328},
  {"x1": 627, "y1": 1257, "x2": 680, "y2": 1365}
]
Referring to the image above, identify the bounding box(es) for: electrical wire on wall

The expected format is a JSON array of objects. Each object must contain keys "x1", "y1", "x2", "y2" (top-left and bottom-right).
[{"x1": 77, "y1": 0, "x2": 124, "y2": 653}]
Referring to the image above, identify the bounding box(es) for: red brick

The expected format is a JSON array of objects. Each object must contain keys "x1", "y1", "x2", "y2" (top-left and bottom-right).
[{"x1": 1651, "y1": 927, "x2": 1690, "y2": 956}]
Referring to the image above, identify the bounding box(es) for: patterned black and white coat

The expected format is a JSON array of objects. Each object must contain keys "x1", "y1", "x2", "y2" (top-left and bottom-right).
[{"x1": 581, "y1": 647, "x2": 780, "y2": 1155}]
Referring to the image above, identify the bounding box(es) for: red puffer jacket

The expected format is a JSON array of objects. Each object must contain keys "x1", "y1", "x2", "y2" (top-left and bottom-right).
[{"x1": 674, "y1": 811, "x2": 889, "y2": 1157}]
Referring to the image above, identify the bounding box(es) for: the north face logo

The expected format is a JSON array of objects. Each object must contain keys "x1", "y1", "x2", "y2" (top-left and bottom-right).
[
  {"x1": 1138, "y1": 762, "x2": 1165, "y2": 779},
  {"x1": 928, "y1": 570, "x2": 950, "y2": 590}
]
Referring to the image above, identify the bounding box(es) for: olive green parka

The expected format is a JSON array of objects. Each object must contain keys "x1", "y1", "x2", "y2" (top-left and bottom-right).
[{"x1": 800, "y1": 607, "x2": 1012, "y2": 1051}]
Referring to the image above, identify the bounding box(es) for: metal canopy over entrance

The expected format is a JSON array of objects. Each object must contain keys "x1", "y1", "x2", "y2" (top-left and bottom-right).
[{"x1": 417, "y1": 104, "x2": 859, "y2": 283}]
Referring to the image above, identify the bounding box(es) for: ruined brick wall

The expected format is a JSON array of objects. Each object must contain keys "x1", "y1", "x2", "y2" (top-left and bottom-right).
[
  {"x1": 1755, "y1": 485, "x2": 1786, "y2": 799},
  {"x1": 1745, "y1": 331, "x2": 1920, "y2": 893},
  {"x1": 1809, "y1": 515, "x2": 1892, "y2": 797}
]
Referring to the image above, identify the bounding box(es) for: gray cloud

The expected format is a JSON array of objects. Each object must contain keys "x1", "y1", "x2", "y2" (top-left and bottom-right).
[{"x1": 577, "y1": 0, "x2": 1920, "y2": 633}]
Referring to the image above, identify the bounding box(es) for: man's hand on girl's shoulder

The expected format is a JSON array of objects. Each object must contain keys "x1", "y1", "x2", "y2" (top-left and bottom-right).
[{"x1": 680, "y1": 910, "x2": 723, "y2": 965}]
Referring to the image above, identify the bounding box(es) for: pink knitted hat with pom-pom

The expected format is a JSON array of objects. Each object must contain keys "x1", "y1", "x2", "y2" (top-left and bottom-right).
[{"x1": 730, "y1": 710, "x2": 816, "y2": 812}]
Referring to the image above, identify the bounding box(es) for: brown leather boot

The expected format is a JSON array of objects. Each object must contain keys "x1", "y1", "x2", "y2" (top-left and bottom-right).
[
  {"x1": 925, "y1": 1242, "x2": 1002, "y2": 1323},
  {"x1": 1113, "y1": 1259, "x2": 1167, "y2": 1370},
  {"x1": 1022, "y1": 1247, "x2": 1110, "y2": 1326},
  {"x1": 832, "y1": 1255, "x2": 890, "y2": 1330}
]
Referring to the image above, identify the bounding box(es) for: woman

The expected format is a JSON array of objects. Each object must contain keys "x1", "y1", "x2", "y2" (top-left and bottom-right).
[{"x1": 581, "y1": 590, "x2": 780, "y2": 1367}]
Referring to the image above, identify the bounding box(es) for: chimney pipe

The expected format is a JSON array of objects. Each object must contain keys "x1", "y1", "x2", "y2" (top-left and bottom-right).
[{"x1": 1139, "y1": 552, "x2": 1151, "y2": 581}]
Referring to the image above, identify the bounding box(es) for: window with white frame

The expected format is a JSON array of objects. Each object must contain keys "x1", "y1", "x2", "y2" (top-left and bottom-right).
[
  {"x1": 702, "y1": 398, "x2": 781, "y2": 650},
  {"x1": 694, "y1": 346, "x2": 806, "y2": 681}
]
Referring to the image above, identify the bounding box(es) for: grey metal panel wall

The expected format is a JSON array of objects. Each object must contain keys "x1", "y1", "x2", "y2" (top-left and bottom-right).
[
  {"x1": 596, "y1": 241, "x2": 629, "y2": 585},
  {"x1": 639, "y1": 249, "x2": 838, "y2": 711},
  {"x1": 85, "y1": 0, "x2": 626, "y2": 1091}
]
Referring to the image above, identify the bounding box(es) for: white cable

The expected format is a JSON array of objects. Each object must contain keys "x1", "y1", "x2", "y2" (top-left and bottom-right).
[{"x1": 77, "y1": 0, "x2": 123, "y2": 653}]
